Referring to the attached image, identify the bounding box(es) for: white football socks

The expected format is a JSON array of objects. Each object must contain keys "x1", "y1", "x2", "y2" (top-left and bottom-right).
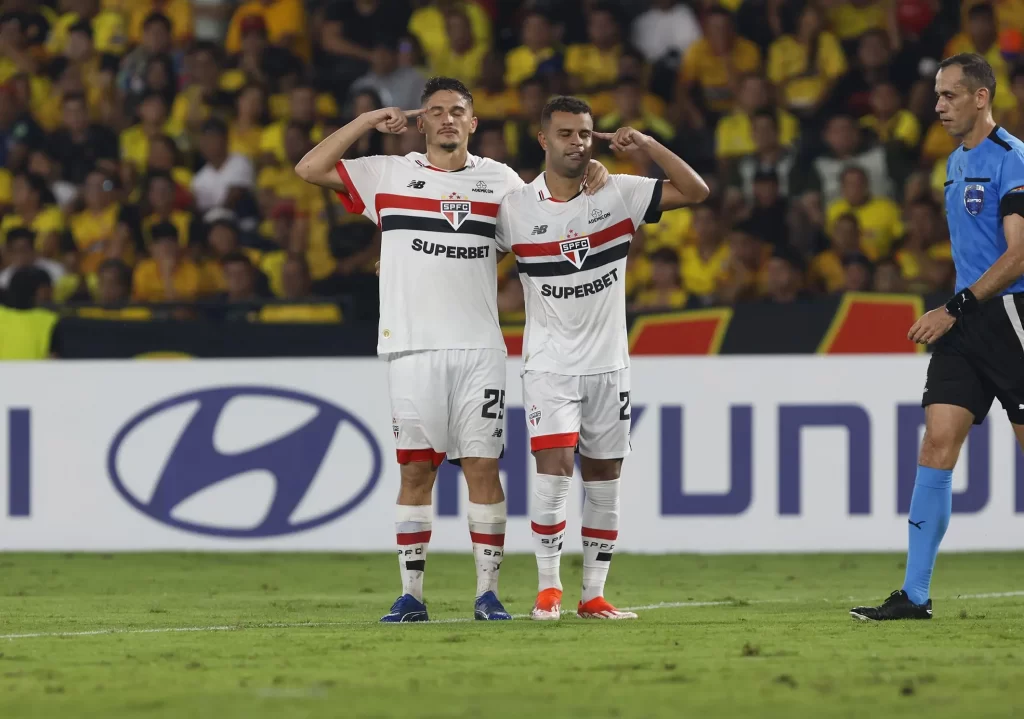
[
  {"x1": 531, "y1": 473, "x2": 572, "y2": 591},
  {"x1": 581, "y1": 479, "x2": 620, "y2": 603},
  {"x1": 395, "y1": 503, "x2": 432, "y2": 602},
  {"x1": 468, "y1": 500, "x2": 506, "y2": 598}
]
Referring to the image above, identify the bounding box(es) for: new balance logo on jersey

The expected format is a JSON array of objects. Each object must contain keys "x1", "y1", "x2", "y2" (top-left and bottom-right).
[
  {"x1": 407, "y1": 180, "x2": 426, "y2": 189},
  {"x1": 473, "y1": 180, "x2": 494, "y2": 194},
  {"x1": 588, "y1": 208, "x2": 612, "y2": 224},
  {"x1": 492, "y1": 428, "x2": 503, "y2": 438},
  {"x1": 441, "y1": 194, "x2": 471, "y2": 229},
  {"x1": 531, "y1": 225, "x2": 548, "y2": 235},
  {"x1": 542, "y1": 267, "x2": 619, "y2": 299},
  {"x1": 411, "y1": 238, "x2": 490, "y2": 259},
  {"x1": 560, "y1": 237, "x2": 590, "y2": 268}
]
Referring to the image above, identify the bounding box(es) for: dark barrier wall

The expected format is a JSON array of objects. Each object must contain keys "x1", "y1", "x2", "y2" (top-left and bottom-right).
[{"x1": 59, "y1": 292, "x2": 946, "y2": 358}]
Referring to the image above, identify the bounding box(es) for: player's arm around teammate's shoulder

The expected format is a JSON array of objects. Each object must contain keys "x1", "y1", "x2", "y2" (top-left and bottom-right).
[
  {"x1": 294, "y1": 106, "x2": 425, "y2": 193},
  {"x1": 593, "y1": 127, "x2": 710, "y2": 209}
]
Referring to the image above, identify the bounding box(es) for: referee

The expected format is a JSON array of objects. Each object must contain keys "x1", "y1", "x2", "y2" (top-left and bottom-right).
[{"x1": 852, "y1": 54, "x2": 1024, "y2": 621}]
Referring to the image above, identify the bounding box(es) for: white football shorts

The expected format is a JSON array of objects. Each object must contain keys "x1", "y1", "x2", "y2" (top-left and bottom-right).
[
  {"x1": 522, "y1": 368, "x2": 631, "y2": 459},
  {"x1": 387, "y1": 349, "x2": 507, "y2": 465}
]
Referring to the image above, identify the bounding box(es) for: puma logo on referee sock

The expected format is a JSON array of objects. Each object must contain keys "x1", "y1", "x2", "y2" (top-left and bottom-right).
[{"x1": 908, "y1": 519, "x2": 926, "y2": 530}]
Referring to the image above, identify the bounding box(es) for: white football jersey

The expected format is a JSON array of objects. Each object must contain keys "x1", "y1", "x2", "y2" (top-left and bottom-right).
[
  {"x1": 496, "y1": 173, "x2": 662, "y2": 375},
  {"x1": 335, "y1": 153, "x2": 523, "y2": 356}
]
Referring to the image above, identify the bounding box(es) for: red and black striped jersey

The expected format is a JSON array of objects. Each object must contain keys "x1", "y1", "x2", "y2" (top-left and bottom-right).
[
  {"x1": 496, "y1": 173, "x2": 662, "y2": 375},
  {"x1": 335, "y1": 152, "x2": 524, "y2": 356}
]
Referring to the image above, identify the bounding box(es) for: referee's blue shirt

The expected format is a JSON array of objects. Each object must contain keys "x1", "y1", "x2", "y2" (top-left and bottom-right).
[{"x1": 945, "y1": 125, "x2": 1024, "y2": 294}]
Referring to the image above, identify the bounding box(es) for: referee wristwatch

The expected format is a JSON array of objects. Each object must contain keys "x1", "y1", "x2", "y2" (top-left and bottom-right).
[{"x1": 944, "y1": 288, "x2": 979, "y2": 318}]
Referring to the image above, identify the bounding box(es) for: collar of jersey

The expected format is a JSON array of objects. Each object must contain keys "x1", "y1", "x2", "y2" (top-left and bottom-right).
[
  {"x1": 533, "y1": 172, "x2": 585, "y2": 204},
  {"x1": 411, "y1": 152, "x2": 478, "y2": 172}
]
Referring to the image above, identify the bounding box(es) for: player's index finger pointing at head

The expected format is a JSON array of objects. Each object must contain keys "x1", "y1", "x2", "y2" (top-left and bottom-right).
[
  {"x1": 592, "y1": 132, "x2": 614, "y2": 139},
  {"x1": 404, "y1": 108, "x2": 427, "y2": 117}
]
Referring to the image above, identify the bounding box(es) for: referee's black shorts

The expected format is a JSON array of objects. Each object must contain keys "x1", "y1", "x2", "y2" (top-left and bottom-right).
[{"x1": 925, "y1": 293, "x2": 1024, "y2": 424}]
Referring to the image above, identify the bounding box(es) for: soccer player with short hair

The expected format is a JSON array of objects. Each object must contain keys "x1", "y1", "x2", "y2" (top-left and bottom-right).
[
  {"x1": 295, "y1": 77, "x2": 610, "y2": 623},
  {"x1": 496, "y1": 97, "x2": 709, "y2": 620},
  {"x1": 852, "y1": 54, "x2": 1024, "y2": 621}
]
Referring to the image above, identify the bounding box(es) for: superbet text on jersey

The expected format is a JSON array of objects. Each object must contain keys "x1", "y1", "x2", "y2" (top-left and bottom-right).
[
  {"x1": 496, "y1": 173, "x2": 663, "y2": 375},
  {"x1": 335, "y1": 152, "x2": 524, "y2": 356}
]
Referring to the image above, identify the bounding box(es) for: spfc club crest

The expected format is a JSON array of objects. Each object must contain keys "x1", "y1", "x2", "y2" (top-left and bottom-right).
[
  {"x1": 964, "y1": 184, "x2": 984, "y2": 216},
  {"x1": 528, "y1": 405, "x2": 542, "y2": 427},
  {"x1": 392, "y1": 417, "x2": 400, "y2": 440},
  {"x1": 560, "y1": 231, "x2": 590, "y2": 269},
  {"x1": 441, "y1": 193, "x2": 471, "y2": 229}
]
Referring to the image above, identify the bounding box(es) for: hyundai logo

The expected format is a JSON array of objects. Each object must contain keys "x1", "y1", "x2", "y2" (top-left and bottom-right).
[{"x1": 107, "y1": 387, "x2": 382, "y2": 537}]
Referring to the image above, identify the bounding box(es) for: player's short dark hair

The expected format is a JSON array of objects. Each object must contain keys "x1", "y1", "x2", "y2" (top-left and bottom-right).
[
  {"x1": 541, "y1": 95, "x2": 592, "y2": 127},
  {"x1": 6, "y1": 227, "x2": 35, "y2": 247},
  {"x1": 420, "y1": 76, "x2": 473, "y2": 106},
  {"x1": 143, "y1": 12, "x2": 172, "y2": 33},
  {"x1": 939, "y1": 53, "x2": 997, "y2": 104},
  {"x1": 967, "y1": 2, "x2": 996, "y2": 21}
]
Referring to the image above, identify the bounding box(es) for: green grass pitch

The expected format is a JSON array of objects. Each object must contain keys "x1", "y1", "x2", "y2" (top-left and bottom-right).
[{"x1": 1, "y1": 552, "x2": 1023, "y2": 718}]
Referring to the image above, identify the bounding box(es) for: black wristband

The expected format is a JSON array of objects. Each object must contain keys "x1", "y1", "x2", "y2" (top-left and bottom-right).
[{"x1": 945, "y1": 288, "x2": 979, "y2": 318}]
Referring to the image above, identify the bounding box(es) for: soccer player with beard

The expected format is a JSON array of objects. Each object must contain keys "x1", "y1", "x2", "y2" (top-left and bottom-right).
[
  {"x1": 295, "y1": 77, "x2": 610, "y2": 623},
  {"x1": 495, "y1": 96, "x2": 709, "y2": 620}
]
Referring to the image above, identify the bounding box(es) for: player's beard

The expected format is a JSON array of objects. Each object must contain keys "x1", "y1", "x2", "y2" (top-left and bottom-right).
[
  {"x1": 556, "y1": 154, "x2": 589, "y2": 179},
  {"x1": 439, "y1": 141, "x2": 459, "y2": 152}
]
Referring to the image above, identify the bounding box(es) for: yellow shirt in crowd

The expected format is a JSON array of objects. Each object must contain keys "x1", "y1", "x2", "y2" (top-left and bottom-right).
[
  {"x1": 225, "y1": 0, "x2": 308, "y2": 59},
  {"x1": 258, "y1": 304, "x2": 342, "y2": 323},
  {"x1": 715, "y1": 109, "x2": 800, "y2": 159},
  {"x1": 0, "y1": 207, "x2": 65, "y2": 251},
  {"x1": 828, "y1": 1, "x2": 886, "y2": 41},
  {"x1": 860, "y1": 110, "x2": 921, "y2": 148},
  {"x1": 505, "y1": 46, "x2": 557, "y2": 87},
  {"x1": 128, "y1": 0, "x2": 193, "y2": 44},
  {"x1": 681, "y1": 38, "x2": 762, "y2": 114},
  {"x1": 767, "y1": 32, "x2": 847, "y2": 110},
  {"x1": 133, "y1": 258, "x2": 208, "y2": 302},
  {"x1": 565, "y1": 44, "x2": 622, "y2": 91},
  {"x1": 826, "y1": 197, "x2": 905, "y2": 261},
  {"x1": 681, "y1": 244, "x2": 731, "y2": 297},
  {"x1": 408, "y1": 1, "x2": 492, "y2": 68}
]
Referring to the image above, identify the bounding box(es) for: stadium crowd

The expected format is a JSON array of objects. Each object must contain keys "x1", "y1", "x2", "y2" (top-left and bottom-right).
[{"x1": 0, "y1": 0, "x2": 1013, "y2": 321}]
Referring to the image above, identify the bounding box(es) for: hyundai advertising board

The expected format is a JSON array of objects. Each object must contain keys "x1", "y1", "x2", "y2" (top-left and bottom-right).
[{"x1": 1, "y1": 357, "x2": 1023, "y2": 552}]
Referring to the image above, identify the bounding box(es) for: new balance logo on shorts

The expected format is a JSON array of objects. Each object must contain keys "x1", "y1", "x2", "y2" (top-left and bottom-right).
[
  {"x1": 531, "y1": 225, "x2": 548, "y2": 235},
  {"x1": 407, "y1": 180, "x2": 425, "y2": 189}
]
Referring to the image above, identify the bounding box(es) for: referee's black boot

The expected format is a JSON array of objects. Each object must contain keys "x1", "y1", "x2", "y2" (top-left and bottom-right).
[{"x1": 850, "y1": 590, "x2": 933, "y2": 621}]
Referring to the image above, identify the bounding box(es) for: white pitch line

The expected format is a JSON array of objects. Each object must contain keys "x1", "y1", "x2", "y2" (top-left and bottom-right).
[{"x1": 2, "y1": 592, "x2": 1022, "y2": 641}]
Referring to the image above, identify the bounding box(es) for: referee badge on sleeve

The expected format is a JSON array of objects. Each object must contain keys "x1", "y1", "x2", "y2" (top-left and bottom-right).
[{"x1": 964, "y1": 184, "x2": 984, "y2": 216}]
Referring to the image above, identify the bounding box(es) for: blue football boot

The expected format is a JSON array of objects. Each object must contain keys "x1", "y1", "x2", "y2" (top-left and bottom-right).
[
  {"x1": 380, "y1": 594, "x2": 429, "y2": 623},
  {"x1": 474, "y1": 591, "x2": 512, "y2": 620}
]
